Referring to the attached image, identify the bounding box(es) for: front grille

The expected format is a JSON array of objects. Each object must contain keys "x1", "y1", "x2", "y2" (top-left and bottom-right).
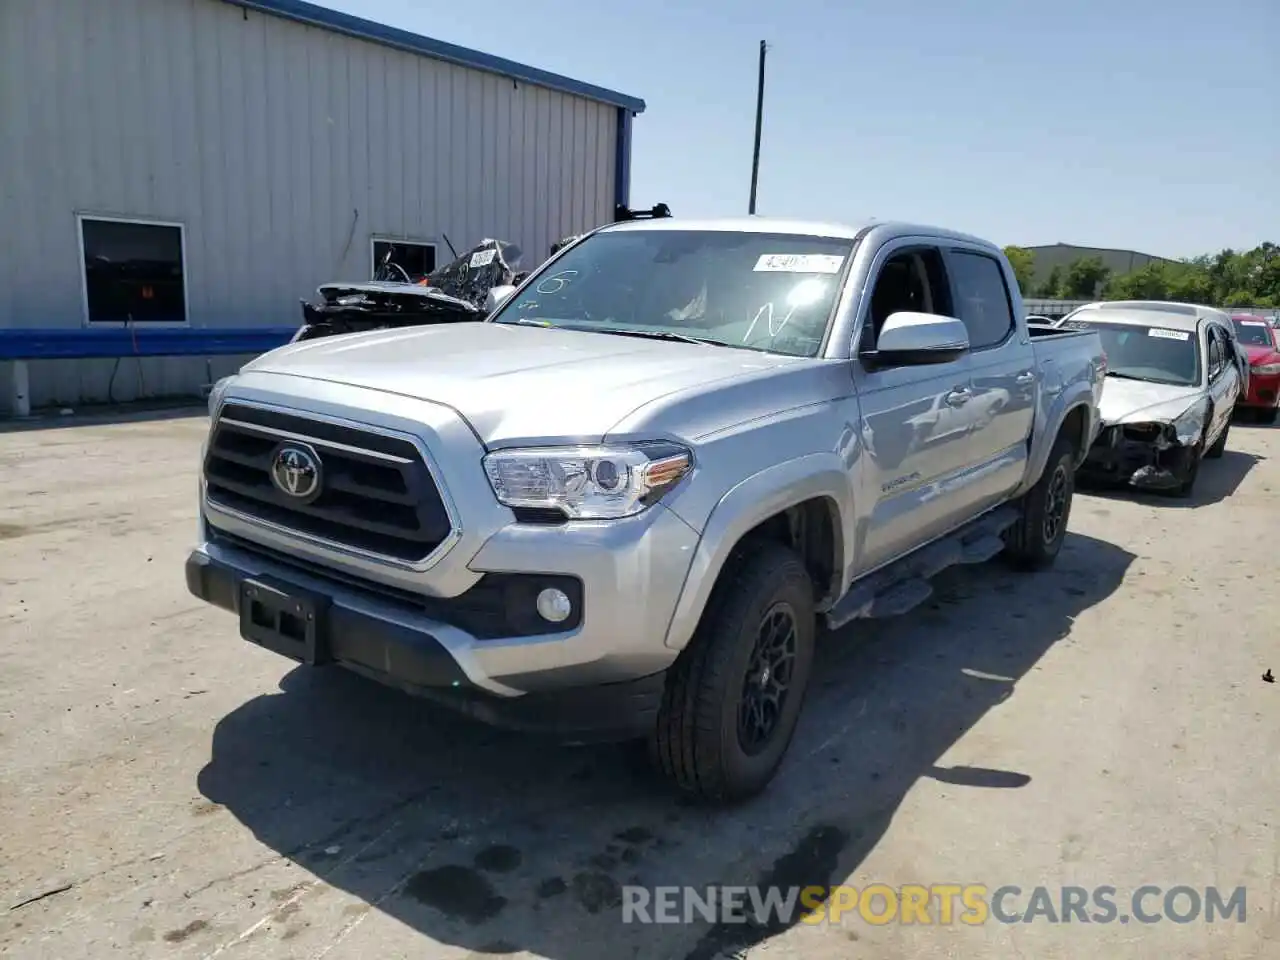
[{"x1": 204, "y1": 402, "x2": 453, "y2": 562}]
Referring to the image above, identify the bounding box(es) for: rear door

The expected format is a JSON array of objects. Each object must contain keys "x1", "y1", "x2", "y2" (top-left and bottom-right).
[{"x1": 942, "y1": 246, "x2": 1038, "y2": 507}]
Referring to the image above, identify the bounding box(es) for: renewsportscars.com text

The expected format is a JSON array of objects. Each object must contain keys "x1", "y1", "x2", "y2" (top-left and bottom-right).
[{"x1": 621, "y1": 884, "x2": 1247, "y2": 926}]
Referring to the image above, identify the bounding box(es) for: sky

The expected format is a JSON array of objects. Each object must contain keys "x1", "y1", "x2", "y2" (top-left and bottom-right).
[{"x1": 323, "y1": 0, "x2": 1277, "y2": 258}]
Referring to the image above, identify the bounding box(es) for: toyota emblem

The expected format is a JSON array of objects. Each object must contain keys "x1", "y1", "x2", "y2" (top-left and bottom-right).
[{"x1": 269, "y1": 443, "x2": 322, "y2": 500}]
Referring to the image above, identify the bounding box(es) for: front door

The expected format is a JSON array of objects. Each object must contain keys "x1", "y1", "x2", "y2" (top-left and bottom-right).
[
  {"x1": 853, "y1": 244, "x2": 980, "y2": 576},
  {"x1": 1205, "y1": 324, "x2": 1240, "y2": 441}
]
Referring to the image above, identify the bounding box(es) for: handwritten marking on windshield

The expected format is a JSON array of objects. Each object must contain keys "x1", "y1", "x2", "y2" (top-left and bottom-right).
[
  {"x1": 743, "y1": 301, "x2": 797, "y2": 342},
  {"x1": 535, "y1": 270, "x2": 579, "y2": 295}
]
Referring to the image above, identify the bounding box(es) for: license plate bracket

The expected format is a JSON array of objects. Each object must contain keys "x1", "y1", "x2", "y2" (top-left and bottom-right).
[{"x1": 238, "y1": 577, "x2": 331, "y2": 665}]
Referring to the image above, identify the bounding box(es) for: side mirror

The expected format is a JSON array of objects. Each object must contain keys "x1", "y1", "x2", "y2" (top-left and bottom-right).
[
  {"x1": 863, "y1": 311, "x2": 969, "y2": 366},
  {"x1": 484, "y1": 285, "x2": 517, "y2": 313}
]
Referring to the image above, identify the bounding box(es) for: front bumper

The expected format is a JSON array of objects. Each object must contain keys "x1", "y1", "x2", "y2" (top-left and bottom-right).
[
  {"x1": 1239, "y1": 371, "x2": 1280, "y2": 409},
  {"x1": 193, "y1": 379, "x2": 706, "y2": 740},
  {"x1": 186, "y1": 534, "x2": 686, "y2": 742},
  {"x1": 1078, "y1": 423, "x2": 1198, "y2": 491}
]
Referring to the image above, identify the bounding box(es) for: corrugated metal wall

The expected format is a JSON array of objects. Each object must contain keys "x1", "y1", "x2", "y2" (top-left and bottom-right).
[{"x1": 0, "y1": 0, "x2": 619, "y2": 407}]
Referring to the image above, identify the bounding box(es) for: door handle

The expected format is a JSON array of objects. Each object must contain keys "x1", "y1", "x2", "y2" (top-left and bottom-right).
[
  {"x1": 1014, "y1": 371, "x2": 1036, "y2": 385},
  {"x1": 944, "y1": 387, "x2": 972, "y2": 407}
]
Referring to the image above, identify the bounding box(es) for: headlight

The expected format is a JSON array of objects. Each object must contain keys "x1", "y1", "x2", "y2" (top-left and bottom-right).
[
  {"x1": 1171, "y1": 401, "x2": 1208, "y2": 445},
  {"x1": 1253, "y1": 362, "x2": 1280, "y2": 375},
  {"x1": 207, "y1": 375, "x2": 234, "y2": 416},
  {"x1": 482, "y1": 443, "x2": 693, "y2": 520}
]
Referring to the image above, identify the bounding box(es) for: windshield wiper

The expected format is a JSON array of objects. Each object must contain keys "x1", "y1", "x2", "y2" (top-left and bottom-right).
[
  {"x1": 565, "y1": 325, "x2": 725, "y2": 347},
  {"x1": 1106, "y1": 371, "x2": 1193, "y2": 386}
]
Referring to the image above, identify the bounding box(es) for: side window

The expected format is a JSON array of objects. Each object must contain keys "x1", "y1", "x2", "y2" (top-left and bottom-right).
[
  {"x1": 862, "y1": 247, "x2": 952, "y2": 351},
  {"x1": 947, "y1": 250, "x2": 1015, "y2": 350},
  {"x1": 1207, "y1": 329, "x2": 1224, "y2": 380}
]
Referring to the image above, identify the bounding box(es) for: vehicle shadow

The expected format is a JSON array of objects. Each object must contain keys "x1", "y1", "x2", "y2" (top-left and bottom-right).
[
  {"x1": 1077, "y1": 449, "x2": 1262, "y2": 508},
  {"x1": 197, "y1": 532, "x2": 1134, "y2": 960}
]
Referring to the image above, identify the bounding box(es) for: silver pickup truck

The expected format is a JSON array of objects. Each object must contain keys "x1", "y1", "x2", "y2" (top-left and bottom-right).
[{"x1": 188, "y1": 218, "x2": 1105, "y2": 803}]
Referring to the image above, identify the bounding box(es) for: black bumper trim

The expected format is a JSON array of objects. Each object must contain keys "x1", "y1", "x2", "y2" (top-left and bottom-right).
[{"x1": 185, "y1": 551, "x2": 665, "y2": 743}]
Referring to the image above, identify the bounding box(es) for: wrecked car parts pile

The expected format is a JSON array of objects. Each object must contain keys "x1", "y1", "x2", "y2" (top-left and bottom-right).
[
  {"x1": 293, "y1": 204, "x2": 674, "y2": 342},
  {"x1": 294, "y1": 238, "x2": 525, "y2": 341}
]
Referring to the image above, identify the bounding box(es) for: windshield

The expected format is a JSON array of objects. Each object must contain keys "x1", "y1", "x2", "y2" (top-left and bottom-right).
[
  {"x1": 488, "y1": 229, "x2": 856, "y2": 358},
  {"x1": 1060, "y1": 318, "x2": 1202, "y2": 386},
  {"x1": 1232, "y1": 320, "x2": 1273, "y2": 347}
]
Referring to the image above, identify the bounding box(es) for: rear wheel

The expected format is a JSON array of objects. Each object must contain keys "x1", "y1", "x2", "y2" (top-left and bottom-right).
[
  {"x1": 1004, "y1": 431, "x2": 1076, "y2": 571},
  {"x1": 652, "y1": 541, "x2": 815, "y2": 804}
]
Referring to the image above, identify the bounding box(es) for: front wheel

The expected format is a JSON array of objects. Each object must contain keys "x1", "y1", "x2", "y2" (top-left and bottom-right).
[
  {"x1": 1172, "y1": 439, "x2": 1204, "y2": 498},
  {"x1": 1003, "y1": 432, "x2": 1076, "y2": 571},
  {"x1": 652, "y1": 541, "x2": 816, "y2": 804},
  {"x1": 1205, "y1": 417, "x2": 1229, "y2": 458}
]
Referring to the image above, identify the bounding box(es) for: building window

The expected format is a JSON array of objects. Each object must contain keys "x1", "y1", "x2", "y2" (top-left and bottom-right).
[
  {"x1": 372, "y1": 239, "x2": 437, "y2": 282},
  {"x1": 80, "y1": 217, "x2": 186, "y2": 324}
]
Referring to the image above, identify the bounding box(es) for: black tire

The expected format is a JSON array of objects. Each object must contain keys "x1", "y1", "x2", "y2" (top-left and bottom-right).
[
  {"x1": 1259, "y1": 407, "x2": 1278, "y2": 426},
  {"x1": 1003, "y1": 431, "x2": 1076, "y2": 571},
  {"x1": 1205, "y1": 417, "x2": 1229, "y2": 458},
  {"x1": 651, "y1": 541, "x2": 816, "y2": 804}
]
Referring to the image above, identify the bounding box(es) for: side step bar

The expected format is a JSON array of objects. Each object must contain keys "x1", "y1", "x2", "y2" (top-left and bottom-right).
[{"x1": 825, "y1": 505, "x2": 1020, "y2": 630}]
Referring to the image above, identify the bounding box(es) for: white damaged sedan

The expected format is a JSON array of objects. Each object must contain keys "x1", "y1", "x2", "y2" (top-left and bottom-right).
[{"x1": 1058, "y1": 302, "x2": 1243, "y2": 497}]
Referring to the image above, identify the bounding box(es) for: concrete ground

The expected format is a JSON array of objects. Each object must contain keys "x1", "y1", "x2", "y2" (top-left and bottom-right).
[{"x1": 1, "y1": 410, "x2": 1276, "y2": 960}]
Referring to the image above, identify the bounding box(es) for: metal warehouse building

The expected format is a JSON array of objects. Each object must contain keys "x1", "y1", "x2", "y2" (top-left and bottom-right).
[{"x1": 0, "y1": 0, "x2": 645, "y2": 415}]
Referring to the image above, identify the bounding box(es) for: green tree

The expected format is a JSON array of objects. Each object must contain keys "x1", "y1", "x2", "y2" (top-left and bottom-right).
[
  {"x1": 1002, "y1": 245, "x2": 1037, "y2": 295},
  {"x1": 1163, "y1": 261, "x2": 1215, "y2": 304},
  {"x1": 1036, "y1": 265, "x2": 1064, "y2": 299},
  {"x1": 1105, "y1": 262, "x2": 1171, "y2": 300},
  {"x1": 1097, "y1": 244, "x2": 1279, "y2": 309},
  {"x1": 1060, "y1": 256, "x2": 1112, "y2": 299},
  {"x1": 1015, "y1": 241, "x2": 1278, "y2": 310}
]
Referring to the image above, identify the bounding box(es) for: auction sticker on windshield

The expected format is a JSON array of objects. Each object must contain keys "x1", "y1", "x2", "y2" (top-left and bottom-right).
[
  {"x1": 1148, "y1": 328, "x2": 1191, "y2": 340},
  {"x1": 470, "y1": 248, "x2": 498, "y2": 268},
  {"x1": 754, "y1": 254, "x2": 845, "y2": 274}
]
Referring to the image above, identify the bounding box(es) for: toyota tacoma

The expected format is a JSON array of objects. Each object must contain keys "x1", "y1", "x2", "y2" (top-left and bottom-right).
[{"x1": 189, "y1": 218, "x2": 1104, "y2": 803}]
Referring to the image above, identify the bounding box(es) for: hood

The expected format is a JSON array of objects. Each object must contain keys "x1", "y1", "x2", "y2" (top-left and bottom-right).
[
  {"x1": 241, "y1": 322, "x2": 800, "y2": 445},
  {"x1": 1243, "y1": 342, "x2": 1280, "y2": 364},
  {"x1": 1098, "y1": 376, "x2": 1203, "y2": 426}
]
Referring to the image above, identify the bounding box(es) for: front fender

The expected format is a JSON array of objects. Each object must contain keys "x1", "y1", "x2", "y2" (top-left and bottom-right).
[
  {"x1": 1016, "y1": 381, "x2": 1096, "y2": 498},
  {"x1": 663, "y1": 453, "x2": 851, "y2": 651}
]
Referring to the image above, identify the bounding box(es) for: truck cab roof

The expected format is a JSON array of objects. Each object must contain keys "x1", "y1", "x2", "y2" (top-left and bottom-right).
[{"x1": 596, "y1": 216, "x2": 1002, "y2": 252}]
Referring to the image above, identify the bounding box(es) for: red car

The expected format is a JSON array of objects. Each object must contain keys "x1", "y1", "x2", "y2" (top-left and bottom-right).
[{"x1": 1231, "y1": 314, "x2": 1280, "y2": 423}]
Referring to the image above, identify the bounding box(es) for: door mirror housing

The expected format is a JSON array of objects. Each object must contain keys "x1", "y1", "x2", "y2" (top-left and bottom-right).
[
  {"x1": 485, "y1": 285, "x2": 517, "y2": 313},
  {"x1": 862, "y1": 311, "x2": 969, "y2": 366}
]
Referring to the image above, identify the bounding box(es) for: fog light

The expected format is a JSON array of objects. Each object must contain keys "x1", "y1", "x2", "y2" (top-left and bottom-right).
[{"x1": 535, "y1": 587, "x2": 572, "y2": 623}]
